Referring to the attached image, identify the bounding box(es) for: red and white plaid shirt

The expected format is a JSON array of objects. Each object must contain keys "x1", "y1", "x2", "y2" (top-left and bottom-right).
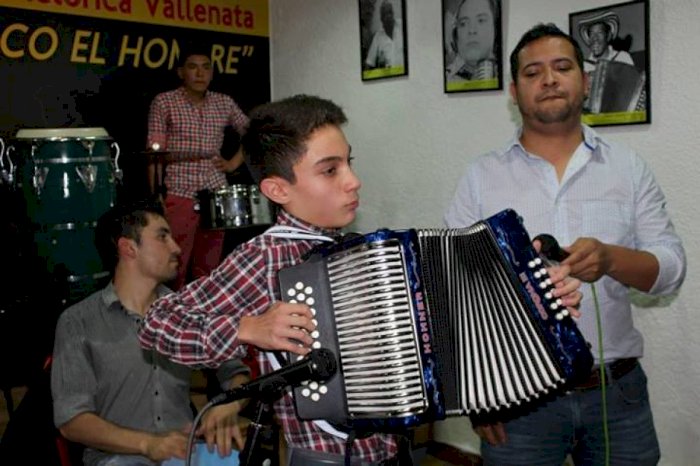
[
  {"x1": 139, "y1": 210, "x2": 399, "y2": 461},
  {"x1": 147, "y1": 87, "x2": 249, "y2": 198}
]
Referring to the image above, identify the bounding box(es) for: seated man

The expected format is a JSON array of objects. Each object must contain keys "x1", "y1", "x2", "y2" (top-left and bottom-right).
[{"x1": 51, "y1": 200, "x2": 250, "y2": 466}]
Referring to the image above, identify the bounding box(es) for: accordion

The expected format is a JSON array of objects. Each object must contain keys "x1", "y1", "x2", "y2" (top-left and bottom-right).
[
  {"x1": 587, "y1": 60, "x2": 646, "y2": 114},
  {"x1": 278, "y1": 209, "x2": 593, "y2": 429}
]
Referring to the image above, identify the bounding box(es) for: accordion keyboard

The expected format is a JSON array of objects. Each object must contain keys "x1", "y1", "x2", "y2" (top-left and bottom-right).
[{"x1": 279, "y1": 239, "x2": 428, "y2": 423}]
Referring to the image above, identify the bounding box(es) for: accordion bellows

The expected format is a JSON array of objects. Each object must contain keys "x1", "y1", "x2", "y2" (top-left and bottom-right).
[{"x1": 278, "y1": 209, "x2": 593, "y2": 430}]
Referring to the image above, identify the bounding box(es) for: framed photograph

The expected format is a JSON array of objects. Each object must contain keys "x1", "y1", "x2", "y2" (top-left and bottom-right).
[
  {"x1": 570, "y1": 0, "x2": 650, "y2": 126},
  {"x1": 441, "y1": 0, "x2": 503, "y2": 93},
  {"x1": 359, "y1": 0, "x2": 408, "y2": 81}
]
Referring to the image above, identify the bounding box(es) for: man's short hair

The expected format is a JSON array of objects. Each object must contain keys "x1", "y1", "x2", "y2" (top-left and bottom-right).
[
  {"x1": 95, "y1": 199, "x2": 165, "y2": 272},
  {"x1": 380, "y1": 0, "x2": 393, "y2": 15},
  {"x1": 509, "y1": 23, "x2": 585, "y2": 83},
  {"x1": 241, "y1": 95, "x2": 348, "y2": 184},
  {"x1": 177, "y1": 42, "x2": 211, "y2": 67}
]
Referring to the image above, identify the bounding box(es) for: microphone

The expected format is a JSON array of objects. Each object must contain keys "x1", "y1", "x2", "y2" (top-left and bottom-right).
[
  {"x1": 210, "y1": 348, "x2": 337, "y2": 405},
  {"x1": 533, "y1": 233, "x2": 570, "y2": 263}
]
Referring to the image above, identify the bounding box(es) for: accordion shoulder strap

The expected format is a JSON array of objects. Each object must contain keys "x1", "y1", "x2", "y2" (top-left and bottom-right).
[{"x1": 264, "y1": 225, "x2": 335, "y2": 243}]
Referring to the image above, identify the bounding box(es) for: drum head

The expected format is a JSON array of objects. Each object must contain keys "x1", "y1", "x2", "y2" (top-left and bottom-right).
[{"x1": 15, "y1": 128, "x2": 110, "y2": 139}]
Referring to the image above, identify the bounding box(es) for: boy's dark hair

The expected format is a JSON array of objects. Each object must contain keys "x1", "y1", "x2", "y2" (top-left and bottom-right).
[
  {"x1": 177, "y1": 41, "x2": 211, "y2": 67},
  {"x1": 95, "y1": 199, "x2": 165, "y2": 273},
  {"x1": 241, "y1": 95, "x2": 348, "y2": 184},
  {"x1": 509, "y1": 23, "x2": 584, "y2": 83}
]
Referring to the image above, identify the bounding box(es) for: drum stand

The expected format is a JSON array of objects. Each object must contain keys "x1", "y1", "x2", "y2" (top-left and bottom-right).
[{"x1": 143, "y1": 150, "x2": 169, "y2": 201}]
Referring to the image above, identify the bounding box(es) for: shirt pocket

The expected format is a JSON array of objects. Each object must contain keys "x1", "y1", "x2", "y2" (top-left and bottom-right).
[{"x1": 581, "y1": 200, "x2": 632, "y2": 246}]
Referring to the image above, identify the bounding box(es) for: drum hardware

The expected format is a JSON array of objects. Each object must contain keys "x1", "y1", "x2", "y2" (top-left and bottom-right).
[
  {"x1": 3, "y1": 145, "x2": 16, "y2": 185},
  {"x1": 76, "y1": 164, "x2": 98, "y2": 193},
  {"x1": 43, "y1": 221, "x2": 98, "y2": 231},
  {"x1": 112, "y1": 142, "x2": 122, "y2": 181},
  {"x1": 33, "y1": 166, "x2": 49, "y2": 196},
  {"x1": 0, "y1": 137, "x2": 11, "y2": 185},
  {"x1": 66, "y1": 270, "x2": 110, "y2": 283}
]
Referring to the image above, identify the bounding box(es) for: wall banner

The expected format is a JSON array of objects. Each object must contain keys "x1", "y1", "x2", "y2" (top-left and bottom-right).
[{"x1": 0, "y1": 2, "x2": 270, "y2": 156}]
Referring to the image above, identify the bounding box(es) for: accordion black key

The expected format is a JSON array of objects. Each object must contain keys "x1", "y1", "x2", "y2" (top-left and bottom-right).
[{"x1": 278, "y1": 209, "x2": 593, "y2": 429}]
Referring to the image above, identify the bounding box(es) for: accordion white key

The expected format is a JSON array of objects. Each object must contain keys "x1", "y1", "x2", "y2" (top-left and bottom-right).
[{"x1": 278, "y1": 209, "x2": 593, "y2": 430}]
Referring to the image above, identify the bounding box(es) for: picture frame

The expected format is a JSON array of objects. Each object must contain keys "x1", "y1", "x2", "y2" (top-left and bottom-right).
[
  {"x1": 359, "y1": 0, "x2": 408, "y2": 81},
  {"x1": 569, "y1": 0, "x2": 650, "y2": 126},
  {"x1": 441, "y1": 0, "x2": 503, "y2": 93}
]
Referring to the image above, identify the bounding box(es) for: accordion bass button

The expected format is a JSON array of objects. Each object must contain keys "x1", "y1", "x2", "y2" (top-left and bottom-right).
[
  {"x1": 319, "y1": 385, "x2": 328, "y2": 394},
  {"x1": 312, "y1": 341, "x2": 321, "y2": 349},
  {"x1": 301, "y1": 388, "x2": 311, "y2": 397},
  {"x1": 311, "y1": 393, "x2": 320, "y2": 402},
  {"x1": 311, "y1": 330, "x2": 320, "y2": 338}
]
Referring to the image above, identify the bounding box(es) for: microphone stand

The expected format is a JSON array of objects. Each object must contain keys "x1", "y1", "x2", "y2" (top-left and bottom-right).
[
  {"x1": 239, "y1": 399, "x2": 277, "y2": 466},
  {"x1": 212, "y1": 377, "x2": 291, "y2": 466},
  {"x1": 204, "y1": 349, "x2": 337, "y2": 466}
]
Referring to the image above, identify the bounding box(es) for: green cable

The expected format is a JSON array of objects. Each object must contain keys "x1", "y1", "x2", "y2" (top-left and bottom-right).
[{"x1": 590, "y1": 283, "x2": 610, "y2": 466}]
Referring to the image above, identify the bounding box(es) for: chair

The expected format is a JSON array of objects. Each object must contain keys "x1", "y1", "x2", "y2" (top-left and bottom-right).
[{"x1": 0, "y1": 355, "x2": 83, "y2": 466}]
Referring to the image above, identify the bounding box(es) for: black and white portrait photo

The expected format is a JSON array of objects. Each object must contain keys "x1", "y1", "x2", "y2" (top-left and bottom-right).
[
  {"x1": 359, "y1": 0, "x2": 408, "y2": 81},
  {"x1": 570, "y1": 0, "x2": 650, "y2": 126},
  {"x1": 442, "y1": 0, "x2": 503, "y2": 93}
]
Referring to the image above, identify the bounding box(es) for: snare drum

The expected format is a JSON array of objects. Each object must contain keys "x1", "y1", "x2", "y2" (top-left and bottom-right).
[
  {"x1": 198, "y1": 184, "x2": 276, "y2": 229},
  {"x1": 197, "y1": 185, "x2": 252, "y2": 229},
  {"x1": 7, "y1": 127, "x2": 119, "y2": 226}
]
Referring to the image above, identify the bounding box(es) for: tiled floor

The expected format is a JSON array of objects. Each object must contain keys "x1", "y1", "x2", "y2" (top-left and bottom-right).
[{"x1": 1, "y1": 384, "x2": 467, "y2": 465}]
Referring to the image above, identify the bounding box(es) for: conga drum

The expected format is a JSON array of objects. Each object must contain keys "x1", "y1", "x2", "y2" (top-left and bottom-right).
[{"x1": 6, "y1": 128, "x2": 120, "y2": 304}]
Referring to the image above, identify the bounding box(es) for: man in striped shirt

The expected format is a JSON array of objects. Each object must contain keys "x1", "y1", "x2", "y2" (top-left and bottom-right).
[{"x1": 147, "y1": 44, "x2": 249, "y2": 290}]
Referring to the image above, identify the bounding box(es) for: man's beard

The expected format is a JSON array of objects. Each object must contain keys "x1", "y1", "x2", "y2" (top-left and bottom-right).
[{"x1": 522, "y1": 93, "x2": 585, "y2": 125}]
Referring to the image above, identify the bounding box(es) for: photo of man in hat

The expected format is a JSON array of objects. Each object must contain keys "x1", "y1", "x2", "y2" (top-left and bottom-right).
[
  {"x1": 570, "y1": 3, "x2": 649, "y2": 118},
  {"x1": 579, "y1": 10, "x2": 634, "y2": 74}
]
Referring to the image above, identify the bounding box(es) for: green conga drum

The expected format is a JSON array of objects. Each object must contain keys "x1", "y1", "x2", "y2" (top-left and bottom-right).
[{"x1": 7, "y1": 128, "x2": 121, "y2": 304}]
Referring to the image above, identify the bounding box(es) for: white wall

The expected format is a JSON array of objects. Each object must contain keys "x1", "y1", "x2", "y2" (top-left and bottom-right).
[{"x1": 270, "y1": 1, "x2": 700, "y2": 464}]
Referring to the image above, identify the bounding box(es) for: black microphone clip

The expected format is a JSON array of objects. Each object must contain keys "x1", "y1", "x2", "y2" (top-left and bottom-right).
[{"x1": 210, "y1": 348, "x2": 337, "y2": 405}]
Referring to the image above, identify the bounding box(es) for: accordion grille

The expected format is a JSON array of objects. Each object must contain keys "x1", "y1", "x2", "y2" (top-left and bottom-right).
[
  {"x1": 326, "y1": 241, "x2": 428, "y2": 418},
  {"x1": 417, "y1": 226, "x2": 564, "y2": 415}
]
